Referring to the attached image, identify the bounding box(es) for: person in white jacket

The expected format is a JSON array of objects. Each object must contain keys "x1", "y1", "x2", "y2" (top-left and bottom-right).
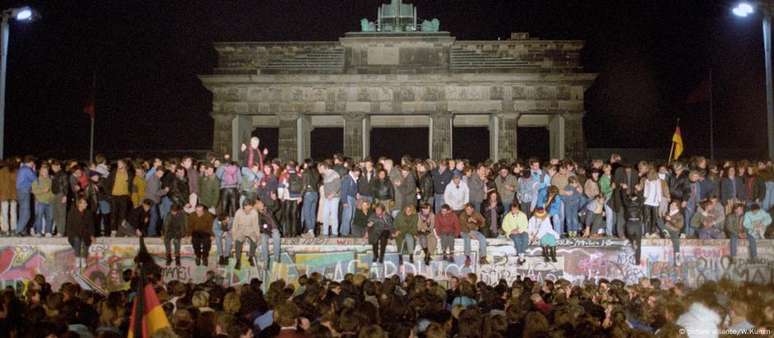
[
  {"x1": 528, "y1": 208, "x2": 559, "y2": 262},
  {"x1": 444, "y1": 173, "x2": 469, "y2": 213},
  {"x1": 642, "y1": 169, "x2": 663, "y2": 238}
]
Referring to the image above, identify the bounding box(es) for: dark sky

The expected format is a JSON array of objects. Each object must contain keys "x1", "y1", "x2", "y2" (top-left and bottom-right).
[{"x1": 2, "y1": 0, "x2": 768, "y2": 159}]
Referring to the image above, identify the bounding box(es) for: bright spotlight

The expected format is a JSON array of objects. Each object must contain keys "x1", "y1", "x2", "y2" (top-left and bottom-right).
[
  {"x1": 14, "y1": 7, "x2": 32, "y2": 21},
  {"x1": 732, "y1": 2, "x2": 755, "y2": 17}
]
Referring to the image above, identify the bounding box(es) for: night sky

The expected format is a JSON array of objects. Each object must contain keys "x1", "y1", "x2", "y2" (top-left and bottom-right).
[{"x1": 2, "y1": 0, "x2": 768, "y2": 159}]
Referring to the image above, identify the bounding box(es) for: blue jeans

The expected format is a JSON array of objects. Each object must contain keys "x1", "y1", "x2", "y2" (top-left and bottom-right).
[
  {"x1": 604, "y1": 201, "x2": 615, "y2": 236},
  {"x1": 683, "y1": 206, "x2": 696, "y2": 237},
  {"x1": 16, "y1": 190, "x2": 31, "y2": 234},
  {"x1": 731, "y1": 230, "x2": 758, "y2": 259},
  {"x1": 260, "y1": 229, "x2": 281, "y2": 263},
  {"x1": 463, "y1": 230, "x2": 487, "y2": 258},
  {"x1": 147, "y1": 202, "x2": 160, "y2": 237},
  {"x1": 213, "y1": 225, "x2": 232, "y2": 258},
  {"x1": 34, "y1": 202, "x2": 52, "y2": 235},
  {"x1": 501, "y1": 199, "x2": 513, "y2": 215},
  {"x1": 564, "y1": 204, "x2": 581, "y2": 233},
  {"x1": 510, "y1": 232, "x2": 529, "y2": 256},
  {"x1": 434, "y1": 194, "x2": 445, "y2": 214},
  {"x1": 340, "y1": 195, "x2": 356, "y2": 236},
  {"x1": 763, "y1": 181, "x2": 774, "y2": 211},
  {"x1": 322, "y1": 197, "x2": 340, "y2": 236},
  {"x1": 159, "y1": 196, "x2": 172, "y2": 223},
  {"x1": 301, "y1": 192, "x2": 318, "y2": 233},
  {"x1": 398, "y1": 233, "x2": 415, "y2": 255},
  {"x1": 551, "y1": 214, "x2": 562, "y2": 236}
]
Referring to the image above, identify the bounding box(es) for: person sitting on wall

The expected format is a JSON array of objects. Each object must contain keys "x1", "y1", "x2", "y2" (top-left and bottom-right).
[
  {"x1": 163, "y1": 203, "x2": 187, "y2": 267},
  {"x1": 232, "y1": 200, "x2": 260, "y2": 270}
]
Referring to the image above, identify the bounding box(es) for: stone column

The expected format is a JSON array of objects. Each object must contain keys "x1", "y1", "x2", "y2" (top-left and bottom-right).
[
  {"x1": 211, "y1": 113, "x2": 234, "y2": 157},
  {"x1": 548, "y1": 115, "x2": 565, "y2": 160},
  {"x1": 563, "y1": 113, "x2": 586, "y2": 160},
  {"x1": 430, "y1": 111, "x2": 453, "y2": 160},
  {"x1": 277, "y1": 112, "x2": 300, "y2": 161},
  {"x1": 232, "y1": 115, "x2": 252, "y2": 162},
  {"x1": 343, "y1": 113, "x2": 367, "y2": 160},
  {"x1": 497, "y1": 113, "x2": 519, "y2": 161},
  {"x1": 298, "y1": 114, "x2": 313, "y2": 162}
]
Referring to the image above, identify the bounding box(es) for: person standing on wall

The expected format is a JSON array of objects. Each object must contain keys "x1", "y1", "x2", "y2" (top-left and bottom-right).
[{"x1": 66, "y1": 197, "x2": 95, "y2": 270}]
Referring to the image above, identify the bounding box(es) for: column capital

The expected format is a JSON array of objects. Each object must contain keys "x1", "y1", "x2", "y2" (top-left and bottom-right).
[
  {"x1": 276, "y1": 112, "x2": 301, "y2": 121},
  {"x1": 342, "y1": 112, "x2": 367, "y2": 121},
  {"x1": 494, "y1": 112, "x2": 521, "y2": 120},
  {"x1": 210, "y1": 112, "x2": 235, "y2": 122},
  {"x1": 430, "y1": 110, "x2": 453, "y2": 119},
  {"x1": 561, "y1": 111, "x2": 585, "y2": 121}
]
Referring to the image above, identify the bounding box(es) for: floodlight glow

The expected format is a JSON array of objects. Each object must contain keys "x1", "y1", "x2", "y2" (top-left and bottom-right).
[
  {"x1": 732, "y1": 2, "x2": 754, "y2": 17},
  {"x1": 14, "y1": 8, "x2": 32, "y2": 21}
]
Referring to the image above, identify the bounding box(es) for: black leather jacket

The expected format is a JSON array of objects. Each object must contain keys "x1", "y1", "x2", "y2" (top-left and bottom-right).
[
  {"x1": 371, "y1": 178, "x2": 394, "y2": 200},
  {"x1": 670, "y1": 171, "x2": 692, "y2": 202},
  {"x1": 623, "y1": 192, "x2": 644, "y2": 220},
  {"x1": 418, "y1": 172, "x2": 434, "y2": 202}
]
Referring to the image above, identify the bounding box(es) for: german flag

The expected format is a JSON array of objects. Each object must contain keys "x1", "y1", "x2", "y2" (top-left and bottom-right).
[{"x1": 127, "y1": 283, "x2": 171, "y2": 338}]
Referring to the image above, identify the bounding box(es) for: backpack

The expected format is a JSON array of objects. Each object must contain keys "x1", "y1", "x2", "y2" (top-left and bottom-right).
[
  {"x1": 222, "y1": 165, "x2": 239, "y2": 187},
  {"x1": 288, "y1": 174, "x2": 302, "y2": 194}
]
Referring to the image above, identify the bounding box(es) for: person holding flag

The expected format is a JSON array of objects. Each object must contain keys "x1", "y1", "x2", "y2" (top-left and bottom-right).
[
  {"x1": 669, "y1": 122, "x2": 684, "y2": 163},
  {"x1": 128, "y1": 237, "x2": 172, "y2": 338}
]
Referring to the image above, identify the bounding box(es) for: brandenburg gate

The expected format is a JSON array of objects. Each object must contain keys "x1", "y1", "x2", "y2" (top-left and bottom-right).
[{"x1": 199, "y1": 0, "x2": 596, "y2": 161}]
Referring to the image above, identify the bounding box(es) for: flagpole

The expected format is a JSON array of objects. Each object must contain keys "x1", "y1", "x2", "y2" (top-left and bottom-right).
[
  {"x1": 709, "y1": 68, "x2": 714, "y2": 161},
  {"x1": 668, "y1": 140, "x2": 675, "y2": 165},
  {"x1": 89, "y1": 117, "x2": 94, "y2": 162}
]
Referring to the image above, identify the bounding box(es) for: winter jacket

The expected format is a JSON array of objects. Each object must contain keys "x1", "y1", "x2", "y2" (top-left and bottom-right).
[
  {"x1": 169, "y1": 176, "x2": 190, "y2": 207},
  {"x1": 443, "y1": 181, "x2": 469, "y2": 211},
  {"x1": 367, "y1": 212, "x2": 393, "y2": 244},
  {"x1": 130, "y1": 176, "x2": 145, "y2": 207},
  {"x1": 0, "y1": 167, "x2": 16, "y2": 200},
  {"x1": 358, "y1": 170, "x2": 375, "y2": 197},
  {"x1": 459, "y1": 211, "x2": 485, "y2": 233},
  {"x1": 395, "y1": 212, "x2": 419, "y2": 236},
  {"x1": 502, "y1": 210, "x2": 528, "y2": 234},
  {"x1": 144, "y1": 175, "x2": 166, "y2": 204},
  {"x1": 301, "y1": 168, "x2": 320, "y2": 194},
  {"x1": 66, "y1": 208, "x2": 95, "y2": 244},
  {"x1": 128, "y1": 206, "x2": 151, "y2": 236},
  {"x1": 417, "y1": 172, "x2": 434, "y2": 202},
  {"x1": 341, "y1": 174, "x2": 359, "y2": 199},
  {"x1": 163, "y1": 211, "x2": 187, "y2": 238},
  {"x1": 104, "y1": 167, "x2": 135, "y2": 196},
  {"x1": 31, "y1": 177, "x2": 53, "y2": 204},
  {"x1": 15, "y1": 165, "x2": 36, "y2": 192},
  {"x1": 431, "y1": 168, "x2": 452, "y2": 195},
  {"x1": 371, "y1": 178, "x2": 394, "y2": 201},
  {"x1": 743, "y1": 210, "x2": 771, "y2": 239},
  {"x1": 188, "y1": 212, "x2": 214, "y2": 236},
  {"x1": 720, "y1": 176, "x2": 745, "y2": 204},
  {"x1": 494, "y1": 175, "x2": 518, "y2": 202},
  {"x1": 518, "y1": 176, "x2": 539, "y2": 204},
  {"x1": 322, "y1": 170, "x2": 341, "y2": 199},
  {"x1": 395, "y1": 172, "x2": 417, "y2": 211},
  {"x1": 232, "y1": 207, "x2": 260, "y2": 241},
  {"x1": 435, "y1": 212, "x2": 460, "y2": 236},
  {"x1": 745, "y1": 176, "x2": 766, "y2": 202},
  {"x1": 51, "y1": 171, "x2": 69, "y2": 196},
  {"x1": 670, "y1": 170, "x2": 692, "y2": 202},
  {"x1": 467, "y1": 175, "x2": 486, "y2": 205},
  {"x1": 198, "y1": 175, "x2": 221, "y2": 208}
]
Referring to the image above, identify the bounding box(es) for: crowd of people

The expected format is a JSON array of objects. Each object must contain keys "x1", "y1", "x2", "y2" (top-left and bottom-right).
[
  {"x1": 0, "y1": 137, "x2": 772, "y2": 268},
  {"x1": 0, "y1": 267, "x2": 771, "y2": 337}
]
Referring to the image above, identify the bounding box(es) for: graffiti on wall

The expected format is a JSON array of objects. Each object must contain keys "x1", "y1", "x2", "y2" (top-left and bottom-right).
[{"x1": 0, "y1": 238, "x2": 770, "y2": 292}]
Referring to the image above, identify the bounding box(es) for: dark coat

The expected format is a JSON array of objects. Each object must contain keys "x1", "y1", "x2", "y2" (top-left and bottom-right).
[
  {"x1": 367, "y1": 212, "x2": 393, "y2": 244},
  {"x1": 103, "y1": 165, "x2": 135, "y2": 196},
  {"x1": 371, "y1": 178, "x2": 394, "y2": 201},
  {"x1": 66, "y1": 208, "x2": 95, "y2": 244}
]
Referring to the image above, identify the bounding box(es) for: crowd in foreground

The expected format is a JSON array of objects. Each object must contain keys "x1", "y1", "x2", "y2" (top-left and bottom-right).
[
  {"x1": 0, "y1": 138, "x2": 773, "y2": 269},
  {"x1": 0, "y1": 266, "x2": 772, "y2": 338}
]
